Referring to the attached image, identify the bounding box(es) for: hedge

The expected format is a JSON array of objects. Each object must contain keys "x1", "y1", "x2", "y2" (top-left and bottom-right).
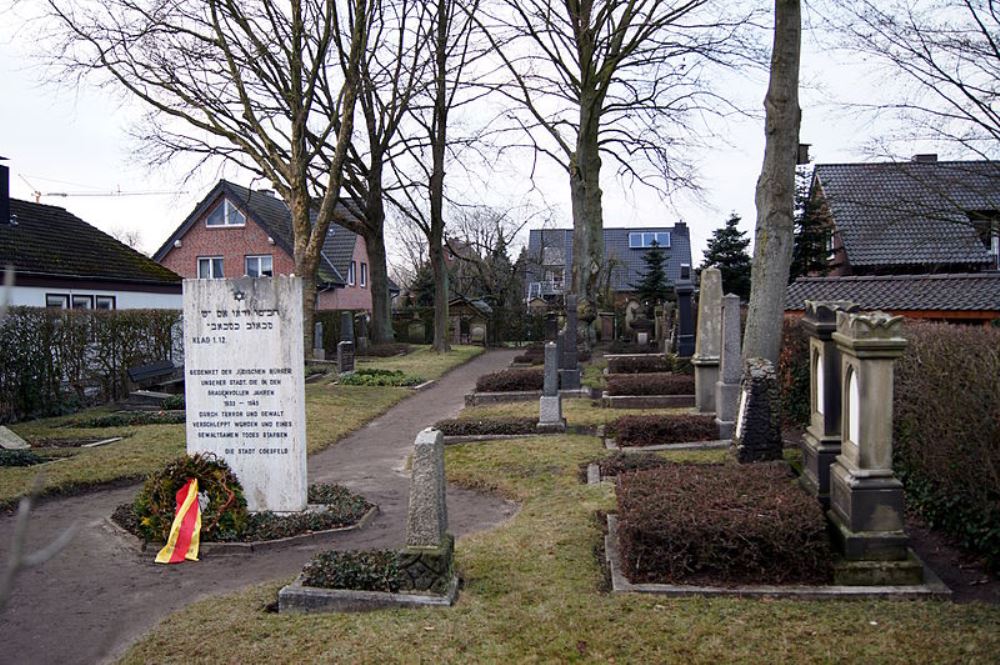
[
  {"x1": 338, "y1": 368, "x2": 424, "y2": 387},
  {"x1": 434, "y1": 417, "x2": 538, "y2": 436},
  {"x1": 605, "y1": 373, "x2": 694, "y2": 396},
  {"x1": 777, "y1": 315, "x2": 809, "y2": 429},
  {"x1": 607, "y1": 355, "x2": 672, "y2": 374},
  {"x1": 616, "y1": 463, "x2": 831, "y2": 584},
  {"x1": 607, "y1": 341, "x2": 658, "y2": 354},
  {"x1": 475, "y1": 368, "x2": 544, "y2": 393},
  {"x1": 0, "y1": 307, "x2": 180, "y2": 424},
  {"x1": 613, "y1": 414, "x2": 717, "y2": 447}
]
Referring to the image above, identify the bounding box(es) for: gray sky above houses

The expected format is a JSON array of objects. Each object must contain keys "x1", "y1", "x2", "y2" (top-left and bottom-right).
[{"x1": 0, "y1": 5, "x2": 974, "y2": 268}]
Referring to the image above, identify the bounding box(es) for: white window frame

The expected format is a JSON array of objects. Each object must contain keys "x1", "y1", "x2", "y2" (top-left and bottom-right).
[
  {"x1": 197, "y1": 256, "x2": 225, "y2": 279},
  {"x1": 95, "y1": 295, "x2": 117, "y2": 310},
  {"x1": 46, "y1": 293, "x2": 69, "y2": 309},
  {"x1": 360, "y1": 262, "x2": 367, "y2": 287},
  {"x1": 826, "y1": 231, "x2": 836, "y2": 261},
  {"x1": 348, "y1": 261, "x2": 356, "y2": 286},
  {"x1": 205, "y1": 198, "x2": 246, "y2": 227},
  {"x1": 71, "y1": 294, "x2": 93, "y2": 310},
  {"x1": 245, "y1": 254, "x2": 274, "y2": 278},
  {"x1": 628, "y1": 231, "x2": 671, "y2": 249}
]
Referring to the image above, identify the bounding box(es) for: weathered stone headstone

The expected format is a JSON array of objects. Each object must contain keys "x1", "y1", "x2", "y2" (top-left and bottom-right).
[
  {"x1": 337, "y1": 340, "x2": 355, "y2": 375},
  {"x1": 356, "y1": 335, "x2": 368, "y2": 355},
  {"x1": 312, "y1": 321, "x2": 325, "y2": 361},
  {"x1": 675, "y1": 264, "x2": 695, "y2": 357},
  {"x1": 538, "y1": 341, "x2": 565, "y2": 431},
  {"x1": 399, "y1": 428, "x2": 455, "y2": 594},
  {"x1": 183, "y1": 275, "x2": 307, "y2": 512},
  {"x1": 800, "y1": 300, "x2": 860, "y2": 504},
  {"x1": 0, "y1": 425, "x2": 29, "y2": 450},
  {"x1": 732, "y1": 357, "x2": 782, "y2": 463},
  {"x1": 692, "y1": 267, "x2": 723, "y2": 413},
  {"x1": 559, "y1": 295, "x2": 581, "y2": 390},
  {"x1": 339, "y1": 311, "x2": 355, "y2": 343},
  {"x1": 636, "y1": 331, "x2": 649, "y2": 346},
  {"x1": 470, "y1": 320, "x2": 487, "y2": 345},
  {"x1": 714, "y1": 294, "x2": 742, "y2": 439}
]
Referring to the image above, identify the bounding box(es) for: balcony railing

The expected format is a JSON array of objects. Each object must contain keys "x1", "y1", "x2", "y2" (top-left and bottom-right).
[{"x1": 527, "y1": 280, "x2": 565, "y2": 299}]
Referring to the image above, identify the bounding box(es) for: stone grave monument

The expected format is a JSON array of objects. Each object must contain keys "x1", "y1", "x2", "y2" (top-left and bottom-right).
[
  {"x1": 0, "y1": 425, "x2": 29, "y2": 450},
  {"x1": 544, "y1": 312, "x2": 559, "y2": 342},
  {"x1": 337, "y1": 340, "x2": 355, "y2": 375},
  {"x1": 674, "y1": 264, "x2": 695, "y2": 357},
  {"x1": 692, "y1": 267, "x2": 722, "y2": 413},
  {"x1": 340, "y1": 310, "x2": 355, "y2": 344},
  {"x1": 731, "y1": 357, "x2": 783, "y2": 463},
  {"x1": 312, "y1": 321, "x2": 325, "y2": 361},
  {"x1": 559, "y1": 294, "x2": 581, "y2": 390},
  {"x1": 828, "y1": 311, "x2": 920, "y2": 582},
  {"x1": 714, "y1": 293, "x2": 742, "y2": 439},
  {"x1": 800, "y1": 300, "x2": 860, "y2": 505},
  {"x1": 537, "y1": 342, "x2": 566, "y2": 432},
  {"x1": 183, "y1": 275, "x2": 307, "y2": 512}
]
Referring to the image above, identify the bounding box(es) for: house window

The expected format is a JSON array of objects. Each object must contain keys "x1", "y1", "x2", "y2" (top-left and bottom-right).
[
  {"x1": 197, "y1": 256, "x2": 224, "y2": 279},
  {"x1": 46, "y1": 293, "x2": 69, "y2": 309},
  {"x1": 245, "y1": 255, "x2": 274, "y2": 277},
  {"x1": 71, "y1": 295, "x2": 93, "y2": 310},
  {"x1": 205, "y1": 198, "x2": 246, "y2": 227},
  {"x1": 628, "y1": 231, "x2": 671, "y2": 249},
  {"x1": 348, "y1": 261, "x2": 356, "y2": 286},
  {"x1": 360, "y1": 262, "x2": 367, "y2": 287},
  {"x1": 95, "y1": 296, "x2": 116, "y2": 310},
  {"x1": 825, "y1": 230, "x2": 836, "y2": 261}
]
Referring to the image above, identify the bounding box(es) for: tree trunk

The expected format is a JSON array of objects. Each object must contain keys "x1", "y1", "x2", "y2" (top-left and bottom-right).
[
  {"x1": 365, "y1": 226, "x2": 393, "y2": 343},
  {"x1": 570, "y1": 92, "x2": 605, "y2": 314},
  {"x1": 427, "y1": 0, "x2": 450, "y2": 353},
  {"x1": 430, "y1": 238, "x2": 450, "y2": 351},
  {"x1": 743, "y1": 0, "x2": 801, "y2": 364}
]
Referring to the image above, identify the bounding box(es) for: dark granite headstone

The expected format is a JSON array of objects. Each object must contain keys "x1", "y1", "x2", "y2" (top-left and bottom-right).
[
  {"x1": 675, "y1": 265, "x2": 695, "y2": 357},
  {"x1": 340, "y1": 311, "x2": 355, "y2": 343}
]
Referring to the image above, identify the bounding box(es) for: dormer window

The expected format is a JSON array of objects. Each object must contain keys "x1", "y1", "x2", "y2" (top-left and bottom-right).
[
  {"x1": 969, "y1": 210, "x2": 1000, "y2": 269},
  {"x1": 628, "y1": 231, "x2": 670, "y2": 249},
  {"x1": 206, "y1": 198, "x2": 246, "y2": 227}
]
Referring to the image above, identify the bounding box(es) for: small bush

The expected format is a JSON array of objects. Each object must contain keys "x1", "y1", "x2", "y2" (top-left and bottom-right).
[
  {"x1": 434, "y1": 417, "x2": 538, "y2": 436},
  {"x1": 605, "y1": 373, "x2": 694, "y2": 396},
  {"x1": 613, "y1": 414, "x2": 717, "y2": 447},
  {"x1": 302, "y1": 549, "x2": 401, "y2": 592},
  {"x1": 595, "y1": 451, "x2": 670, "y2": 478},
  {"x1": 777, "y1": 315, "x2": 809, "y2": 429},
  {"x1": 607, "y1": 341, "x2": 658, "y2": 354},
  {"x1": 339, "y1": 368, "x2": 424, "y2": 387},
  {"x1": 617, "y1": 463, "x2": 832, "y2": 585},
  {"x1": 361, "y1": 343, "x2": 412, "y2": 357},
  {"x1": 512, "y1": 353, "x2": 543, "y2": 365},
  {"x1": 68, "y1": 411, "x2": 185, "y2": 428},
  {"x1": 161, "y1": 394, "x2": 185, "y2": 411},
  {"x1": 0, "y1": 449, "x2": 43, "y2": 467},
  {"x1": 475, "y1": 368, "x2": 544, "y2": 392},
  {"x1": 607, "y1": 355, "x2": 672, "y2": 374}
]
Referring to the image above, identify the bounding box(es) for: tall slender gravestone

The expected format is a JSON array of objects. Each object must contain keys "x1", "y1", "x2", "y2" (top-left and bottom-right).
[
  {"x1": 312, "y1": 321, "x2": 325, "y2": 361},
  {"x1": 732, "y1": 357, "x2": 783, "y2": 463},
  {"x1": 800, "y1": 300, "x2": 860, "y2": 505},
  {"x1": 559, "y1": 294, "x2": 581, "y2": 390},
  {"x1": 692, "y1": 267, "x2": 722, "y2": 412},
  {"x1": 337, "y1": 311, "x2": 355, "y2": 374},
  {"x1": 183, "y1": 276, "x2": 307, "y2": 512},
  {"x1": 538, "y1": 342, "x2": 565, "y2": 432},
  {"x1": 544, "y1": 313, "x2": 559, "y2": 342},
  {"x1": 340, "y1": 311, "x2": 355, "y2": 344},
  {"x1": 715, "y1": 294, "x2": 742, "y2": 439},
  {"x1": 675, "y1": 264, "x2": 695, "y2": 357},
  {"x1": 829, "y1": 312, "x2": 917, "y2": 578}
]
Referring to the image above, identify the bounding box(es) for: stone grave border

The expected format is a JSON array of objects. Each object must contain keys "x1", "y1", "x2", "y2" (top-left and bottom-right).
[
  {"x1": 278, "y1": 572, "x2": 460, "y2": 613},
  {"x1": 604, "y1": 515, "x2": 950, "y2": 600},
  {"x1": 600, "y1": 392, "x2": 695, "y2": 409},
  {"x1": 603, "y1": 437, "x2": 730, "y2": 453},
  {"x1": 102, "y1": 504, "x2": 379, "y2": 556},
  {"x1": 464, "y1": 387, "x2": 593, "y2": 407}
]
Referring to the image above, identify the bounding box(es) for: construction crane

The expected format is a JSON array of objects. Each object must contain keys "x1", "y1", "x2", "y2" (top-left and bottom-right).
[{"x1": 18, "y1": 175, "x2": 184, "y2": 203}]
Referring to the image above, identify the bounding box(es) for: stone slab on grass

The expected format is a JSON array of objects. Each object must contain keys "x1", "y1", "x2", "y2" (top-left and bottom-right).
[
  {"x1": 601, "y1": 393, "x2": 695, "y2": 409},
  {"x1": 604, "y1": 515, "x2": 950, "y2": 600},
  {"x1": 0, "y1": 426, "x2": 30, "y2": 450},
  {"x1": 278, "y1": 574, "x2": 459, "y2": 613}
]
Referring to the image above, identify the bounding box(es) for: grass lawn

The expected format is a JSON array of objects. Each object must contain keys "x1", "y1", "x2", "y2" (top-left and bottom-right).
[
  {"x1": 357, "y1": 344, "x2": 484, "y2": 380},
  {"x1": 120, "y1": 433, "x2": 1000, "y2": 663},
  {"x1": 0, "y1": 347, "x2": 482, "y2": 507},
  {"x1": 458, "y1": 398, "x2": 693, "y2": 428}
]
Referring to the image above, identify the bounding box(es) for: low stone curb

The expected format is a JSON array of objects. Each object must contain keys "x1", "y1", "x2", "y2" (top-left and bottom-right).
[
  {"x1": 412, "y1": 380, "x2": 436, "y2": 391},
  {"x1": 305, "y1": 372, "x2": 330, "y2": 384},
  {"x1": 464, "y1": 388, "x2": 591, "y2": 406},
  {"x1": 604, "y1": 515, "x2": 951, "y2": 600},
  {"x1": 601, "y1": 392, "x2": 696, "y2": 409},
  {"x1": 604, "y1": 437, "x2": 731, "y2": 452},
  {"x1": 278, "y1": 574, "x2": 460, "y2": 613},
  {"x1": 102, "y1": 504, "x2": 380, "y2": 557},
  {"x1": 586, "y1": 463, "x2": 602, "y2": 485}
]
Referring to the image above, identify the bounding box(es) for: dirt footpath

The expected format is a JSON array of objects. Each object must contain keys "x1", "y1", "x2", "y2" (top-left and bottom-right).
[{"x1": 0, "y1": 349, "x2": 519, "y2": 665}]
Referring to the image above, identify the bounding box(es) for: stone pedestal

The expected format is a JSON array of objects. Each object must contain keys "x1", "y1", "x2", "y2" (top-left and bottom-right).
[
  {"x1": 675, "y1": 265, "x2": 695, "y2": 357},
  {"x1": 732, "y1": 357, "x2": 782, "y2": 463},
  {"x1": 692, "y1": 268, "x2": 722, "y2": 413},
  {"x1": 337, "y1": 341, "x2": 355, "y2": 375},
  {"x1": 799, "y1": 300, "x2": 859, "y2": 505},
  {"x1": 714, "y1": 294, "x2": 741, "y2": 439},
  {"x1": 401, "y1": 428, "x2": 455, "y2": 593},
  {"x1": 828, "y1": 311, "x2": 914, "y2": 569}
]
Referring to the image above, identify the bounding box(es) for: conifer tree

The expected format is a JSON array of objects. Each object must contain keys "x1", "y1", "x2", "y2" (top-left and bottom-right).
[
  {"x1": 789, "y1": 168, "x2": 830, "y2": 280},
  {"x1": 700, "y1": 213, "x2": 752, "y2": 300},
  {"x1": 631, "y1": 241, "x2": 671, "y2": 315}
]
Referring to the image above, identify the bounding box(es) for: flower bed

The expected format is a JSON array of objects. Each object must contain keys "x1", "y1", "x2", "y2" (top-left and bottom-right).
[
  {"x1": 605, "y1": 373, "x2": 694, "y2": 396},
  {"x1": 616, "y1": 463, "x2": 832, "y2": 585},
  {"x1": 475, "y1": 368, "x2": 544, "y2": 392},
  {"x1": 338, "y1": 368, "x2": 424, "y2": 387},
  {"x1": 434, "y1": 417, "x2": 538, "y2": 436},
  {"x1": 302, "y1": 549, "x2": 401, "y2": 592},
  {"x1": 606, "y1": 355, "x2": 672, "y2": 374},
  {"x1": 612, "y1": 414, "x2": 717, "y2": 447}
]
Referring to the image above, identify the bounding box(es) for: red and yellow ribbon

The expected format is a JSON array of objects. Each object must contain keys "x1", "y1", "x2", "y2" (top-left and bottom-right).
[{"x1": 155, "y1": 478, "x2": 202, "y2": 564}]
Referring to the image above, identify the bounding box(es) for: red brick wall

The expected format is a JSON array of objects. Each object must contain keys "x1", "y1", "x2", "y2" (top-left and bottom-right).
[{"x1": 316, "y1": 235, "x2": 373, "y2": 311}]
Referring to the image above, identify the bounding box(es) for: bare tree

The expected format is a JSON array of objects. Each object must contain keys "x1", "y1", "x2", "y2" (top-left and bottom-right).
[
  {"x1": 108, "y1": 227, "x2": 143, "y2": 251},
  {"x1": 476, "y1": 0, "x2": 760, "y2": 313},
  {"x1": 43, "y1": 0, "x2": 371, "y2": 355},
  {"x1": 742, "y1": 0, "x2": 801, "y2": 363}
]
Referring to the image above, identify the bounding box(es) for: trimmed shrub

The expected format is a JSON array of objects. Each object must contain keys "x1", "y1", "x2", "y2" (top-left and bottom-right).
[
  {"x1": 894, "y1": 322, "x2": 1000, "y2": 571},
  {"x1": 607, "y1": 355, "x2": 672, "y2": 374},
  {"x1": 67, "y1": 411, "x2": 185, "y2": 428},
  {"x1": 338, "y1": 368, "x2": 424, "y2": 387},
  {"x1": 616, "y1": 463, "x2": 832, "y2": 584},
  {"x1": 237, "y1": 485, "x2": 371, "y2": 541},
  {"x1": 613, "y1": 414, "x2": 717, "y2": 447},
  {"x1": 595, "y1": 451, "x2": 670, "y2": 478},
  {"x1": 361, "y1": 342, "x2": 412, "y2": 357},
  {"x1": 0, "y1": 449, "x2": 44, "y2": 467},
  {"x1": 475, "y1": 368, "x2": 544, "y2": 393},
  {"x1": 777, "y1": 315, "x2": 809, "y2": 429},
  {"x1": 434, "y1": 417, "x2": 538, "y2": 436},
  {"x1": 605, "y1": 373, "x2": 694, "y2": 396},
  {"x1": 607, "y1": 341, "x2": 658, "y2": 354},
  {"x1": 161, "y1": 394, "x2": 185, "y2": 411},
  {"x1": 302, "y1": 549, "x2": 401, "y2": 592}
]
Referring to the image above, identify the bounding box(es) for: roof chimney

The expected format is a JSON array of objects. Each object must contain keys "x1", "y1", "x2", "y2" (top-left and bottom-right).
[
  {"x1": 797, "y1": 143, "x2": 811, "y2": 165},
  {"x1": 0, "y1": 157, "x2": 9, "y2": 226},
  {"x1": 258, "y1": 188, "x2": 276, "y2": 198},
  {"x1": 912, "y1": 153, "x2": 938, "y2": 163}
]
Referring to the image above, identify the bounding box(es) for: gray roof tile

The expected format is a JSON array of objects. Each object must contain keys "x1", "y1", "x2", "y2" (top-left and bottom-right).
[{"x1": 785, "y1": 273, "x2": 1000, "y2": 312}]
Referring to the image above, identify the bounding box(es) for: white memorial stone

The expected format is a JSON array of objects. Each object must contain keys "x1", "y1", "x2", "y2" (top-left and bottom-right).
[
  {"x1": 183, "y1": 276, "x2": 307, "y2": 513},
  {"x1": 0, "y1": 425, "x2": 30, "y2": 450},
  {"x1": 848, "y1": 369, "x2": 860, "y2": 447}
]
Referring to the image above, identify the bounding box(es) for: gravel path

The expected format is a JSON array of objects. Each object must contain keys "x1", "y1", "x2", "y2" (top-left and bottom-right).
[{"x1": 0, "y1": 349, "x2": 519, "y2": 665}]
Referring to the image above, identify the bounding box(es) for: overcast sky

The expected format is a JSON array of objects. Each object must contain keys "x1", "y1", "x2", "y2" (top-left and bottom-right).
[{"x1": 0, "y1": 4, "x2": 954, "y2": 266}]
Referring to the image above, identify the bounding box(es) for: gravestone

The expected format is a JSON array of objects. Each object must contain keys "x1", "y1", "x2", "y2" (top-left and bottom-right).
[
  {"x1": 312, "y1": 321, "x2": 325, "y2": 361},
  {"x1": 356, "y1": 335, "x2": 368, "y2": 355},
  {"x1": 544, "y1": 313, "x2": 559, "y2": 342},
  {"x1": 538, "y1": 341, "x2": 565, "y2": 432},
  {"x1": 337, "y1": 340, "x2": 355, "y2": 375},
  {"x1": 183, "y1": 275, "x2": 307, "y2": 512},
  {"x1": 470, "y1": 320, "x2": 487, "y2": 346},
  {"x1": 399, "y1": 428, "x2": 455, "y2": 594},
  {"x1": 800, "y1": 300, "x2": 860, "y2": 504},
  {"x1": 559, "y1": 294, "x2": 581, "y2": 390},
  {"x1": 674, "y1": 264, "x2": 695, "y2": 357},
  {"x1": 555, "y1": 330, "x2": 565, "y2": 370},
  {"x1": 828, "y1": 311, "x2": 917, "y2": 576},
  {"x1": 407, "y1": 319, "x2": 425, "y2": 344},
  {"x1": 692, "y1": 267, "x2": 722, "y2": 413},
  {"x1": 714, "y1": 294, "x2": 742, "y2": 439},
  {"x1": 732, "y1": 357, "x2": 782, "y2": 463},
  {"x1": 340, "y1": 311, "x2": 355, "y2": 344},
  {"x1": 0, "y1": 425, "x2": 29, "y2": 450}
]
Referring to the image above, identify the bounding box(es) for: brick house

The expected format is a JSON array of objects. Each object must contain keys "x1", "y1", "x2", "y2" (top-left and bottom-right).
[{"x1": 154, "y1": 180, "x2": 390, "y2": 312}]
